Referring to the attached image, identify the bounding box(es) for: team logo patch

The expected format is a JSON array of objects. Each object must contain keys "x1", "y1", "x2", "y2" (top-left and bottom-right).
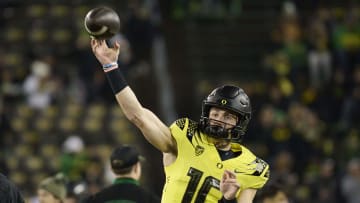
[
  {"x1": 195, "y1": 145, "x2": 204, "y2": 156},
  {"x1": 253, "y1": 158, "x2": 267, "y2": 173}
]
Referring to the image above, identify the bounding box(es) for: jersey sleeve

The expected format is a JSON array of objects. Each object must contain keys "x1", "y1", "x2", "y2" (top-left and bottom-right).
[
  {"x1": 235, "y1": 147, "x2": 271, "y2": 191},
  {"x1": 247, "y1": 158, "x2": 270, "y2": 189}
]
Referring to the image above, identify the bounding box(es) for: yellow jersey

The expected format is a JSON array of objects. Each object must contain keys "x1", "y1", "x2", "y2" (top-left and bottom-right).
[{"x1": 161, "y1": 118, "x2": 270, "y2": 203}]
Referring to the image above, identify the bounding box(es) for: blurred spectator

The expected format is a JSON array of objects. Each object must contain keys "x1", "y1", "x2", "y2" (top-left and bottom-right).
[
  {"x1": 268, "y1": 151, "x2": 298, "y2": 196},
  {"x1": 60, "y1": 135, "x2": 89, "y2": 184},
  {"x1": 0, "y1": 96, "x2": 12, "y2": 176},
  {"x1": 0, "y1": 173, "x2": 25, "y2": 203},
  {"x1": 332, "y1": 6, "x2": 360, "y2": 75},
  {"x1": 0, "y1": 97, "x2": 9, "y2": 144},
  {"x1": 1, "y1": 68, "x2": 24, "y2": 104},
  {"x1": 256, "y1": 182, "x2": 289, "y2": 203},
  {"x1": 307, "y1": 18, "x2": 332, "y2": 89},
  {"x1": 315, "y1": 68, "x2": 345, "y2": 124},
  {"x1": 83, "y1": 155, "x2": 105, "y2": 195},
  {"x1": 308, "y1": 159, "x2": 341, "y2": 203},
  {"x1": 341, "y1": 158, "x2": 360, "y2": 203},
  {"x1": 82, "y1": 145, "x2": 160, "y2": 203},
  {"x1": 125, "y1": 2, "x2": 155, "y2": 66},
  {"x1": 75, "y1": 33, "x2": 112, "y2": 104},
  {"x1": 280, "y1": 12, "x2": 307, "y2": 84},
  {"x1": 339, "y1": 85, "x2": 360, "y2": 130},
  {"x1": 171, "y1": 0, "x2": 242, "y2": 20},
  {"x1": 36, "y1": 173, "x2": 68, "y2": 203},
  {"x1": 122, "y1": 1, "x2": 159, "y2": 111},
  {"x1": 0, "y1": 48, "x2": 23, "y2": 104},
  {"x1": 23, "y1": 59, "x2": 59, "y2": 110},
  {"x1": 64, "y1": 192, "x2": 78, "y2": 203},
  {"x1": 341, "y1": 129, "x2": 360, "y2": 163}
]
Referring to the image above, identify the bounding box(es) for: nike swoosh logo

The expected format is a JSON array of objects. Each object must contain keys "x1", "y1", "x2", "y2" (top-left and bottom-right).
[{"x1": 234, "y1": 169, "x2": 247, "y2": 174}]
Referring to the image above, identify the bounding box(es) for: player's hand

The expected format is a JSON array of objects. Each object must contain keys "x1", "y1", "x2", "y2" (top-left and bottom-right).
[
  {"x1": 220, "y1": 169, "x2": 241, "y2": 200},
  {"x1": 90, "y1": 38, "x2": 120, "y2": 66}
]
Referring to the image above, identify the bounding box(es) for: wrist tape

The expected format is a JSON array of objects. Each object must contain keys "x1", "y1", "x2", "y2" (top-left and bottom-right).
[{"x1": 103, "y1": 62, "x2": 118, "y2": 72}]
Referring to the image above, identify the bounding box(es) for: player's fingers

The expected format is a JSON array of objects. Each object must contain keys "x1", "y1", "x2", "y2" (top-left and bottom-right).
[
  {"x1": 225, "y1": 170, "x2": 237, "y2": 179},
  {"x1": 223, "y1": 170, "x2": 231, "y2": 178},
  {"x1": 102, "y1": 40, "x2": 109, "y2": 48},
  {"x1": 113, "y1": 41, "x2": 121, "y2": 53},
  {"x1": 114, "y1": 41, "x2": 120, "y2": 48},
  {"x1": 91, "y1": 38, "x2": 96, "y2": 47},
  {"x1": 233, "y1": 182, "x2": 240, "y2": 188},
  {"x1": 96, "y1": 39, "x2": 105, "y2": 49},
  {"x1": 223, "y1": 180, "x2": 240, "y2": 189},
  {"x1": 91, "y1": 39, "x2": 98, "y2": 52},
  {"x1": 222, "y1": 171, "x2": 228, "y2": 182},
  {"x1": 224, "y1": 179, "x2": 238, "y2": 184}
]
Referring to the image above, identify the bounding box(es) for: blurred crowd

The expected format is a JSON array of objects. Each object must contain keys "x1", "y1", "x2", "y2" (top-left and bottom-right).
[
  {"x1": 249, "y1": 2, "x2": 360, "y2": 203},
  {"x1": 0, "y1": 0, "x2": 161, "y2": 202},
  {"x1": 0, "y1": 0, "x2": 360, "y2": 203}
]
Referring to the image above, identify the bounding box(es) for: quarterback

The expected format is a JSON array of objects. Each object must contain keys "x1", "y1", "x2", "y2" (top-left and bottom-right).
[{"x1": 90, "y1": 39, "x2": 269, "y2": 203}]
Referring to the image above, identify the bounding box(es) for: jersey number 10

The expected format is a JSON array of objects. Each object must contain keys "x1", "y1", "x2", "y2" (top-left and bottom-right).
[{"x1": 181, "y1": 167, "x2": 220, "y2": 203}]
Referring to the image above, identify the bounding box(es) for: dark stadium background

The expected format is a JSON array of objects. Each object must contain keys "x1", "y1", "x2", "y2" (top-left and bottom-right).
[{"x1": 1, "y1": 0, "x2": 360, "y2": 202}]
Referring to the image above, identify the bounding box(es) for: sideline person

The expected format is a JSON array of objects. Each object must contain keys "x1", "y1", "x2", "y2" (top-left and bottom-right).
[{"x1": 83, "y1": 145, "x2": 160, "y2": 202}]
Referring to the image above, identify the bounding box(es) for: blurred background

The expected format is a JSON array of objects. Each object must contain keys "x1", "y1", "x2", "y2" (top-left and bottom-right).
[{"x1": 1, "y1": 0, "x2": 360, "y2": 202}]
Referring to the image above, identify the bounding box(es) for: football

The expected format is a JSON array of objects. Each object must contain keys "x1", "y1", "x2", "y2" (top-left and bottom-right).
[{"x1": 84, "y1": 7, "x2": 120, "y2": 39}]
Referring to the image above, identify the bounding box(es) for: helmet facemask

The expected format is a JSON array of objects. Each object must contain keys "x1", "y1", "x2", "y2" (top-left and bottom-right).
[
  {"x1": 199, "y1": 85, "x2": 251, "y2": 143},
  {"x1": 200, "y1": 113, "x2": 250, "y2": 143}
]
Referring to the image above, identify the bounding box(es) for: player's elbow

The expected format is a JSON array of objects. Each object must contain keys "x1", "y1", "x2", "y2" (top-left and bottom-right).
[{"x1": 127, "y1": 109, "x2": 146, "y2": 128}]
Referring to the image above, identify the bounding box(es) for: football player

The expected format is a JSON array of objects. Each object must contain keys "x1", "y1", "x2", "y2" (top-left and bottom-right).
[{"x1": 90, "y1": 39, "x2": 269, "y2": 203}]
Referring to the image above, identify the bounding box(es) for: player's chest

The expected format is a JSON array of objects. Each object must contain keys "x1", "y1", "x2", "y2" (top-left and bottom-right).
[{"x1": 183, "y1": 144, "x2": 242, "y2": 173}]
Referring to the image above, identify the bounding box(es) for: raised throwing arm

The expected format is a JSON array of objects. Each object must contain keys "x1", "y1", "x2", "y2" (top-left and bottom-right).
[{"x1": 90, "y1": 39, "x2": 176, "y2": 154}]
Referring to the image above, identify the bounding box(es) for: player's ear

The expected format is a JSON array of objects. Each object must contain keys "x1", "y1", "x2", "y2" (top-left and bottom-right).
[{"x1": 133, "y1": 162, "x2": 141, "y2": 173}]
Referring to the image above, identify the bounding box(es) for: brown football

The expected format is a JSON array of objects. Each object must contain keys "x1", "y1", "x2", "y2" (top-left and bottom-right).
[{"x1": 84, "y1": 7, "x2": 120, "y2": 39}]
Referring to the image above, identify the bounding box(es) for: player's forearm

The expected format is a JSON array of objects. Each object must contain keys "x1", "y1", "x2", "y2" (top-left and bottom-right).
[
  {"x1": 102, "y1": 62, "x2": 145, "y2": 124},
  {"x1": 103, "y1": 61, "x2": 175, "y2": 153}
]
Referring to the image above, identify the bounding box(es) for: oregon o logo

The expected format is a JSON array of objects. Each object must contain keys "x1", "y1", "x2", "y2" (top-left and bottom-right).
[{"x1": 221, "y1": 99, "x2": 227, "y2": 105}]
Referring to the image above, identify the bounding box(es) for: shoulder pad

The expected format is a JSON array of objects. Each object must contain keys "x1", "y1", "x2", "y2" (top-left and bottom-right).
[
  {"x1": 187, "y1": 119, "x2": 198, "y2": 136},
  {"x1": 175, "y1": 118, "x2": 187, "y2": 130}
]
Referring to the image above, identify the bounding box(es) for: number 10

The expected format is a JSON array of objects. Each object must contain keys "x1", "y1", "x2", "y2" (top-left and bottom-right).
[{"x1": 181, "y1": 167, "x2": 220, "y2": 203}]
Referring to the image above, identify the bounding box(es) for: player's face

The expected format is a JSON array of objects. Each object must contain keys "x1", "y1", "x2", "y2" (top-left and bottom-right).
[
  {"x1": 208, "y1": 107, "x2": 238, "y2": 129},
  {"x1": 207, "y1": 107, "x2": 238, "y2": 149},
  {"x1": 37, "y1": 189, "x2": 62, "y2": 203}
]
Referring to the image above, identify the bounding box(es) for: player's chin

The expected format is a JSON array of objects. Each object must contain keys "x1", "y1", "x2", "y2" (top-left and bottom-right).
[{"x1": 214, "y1": 140, "x2": 230, "y2": 149}]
